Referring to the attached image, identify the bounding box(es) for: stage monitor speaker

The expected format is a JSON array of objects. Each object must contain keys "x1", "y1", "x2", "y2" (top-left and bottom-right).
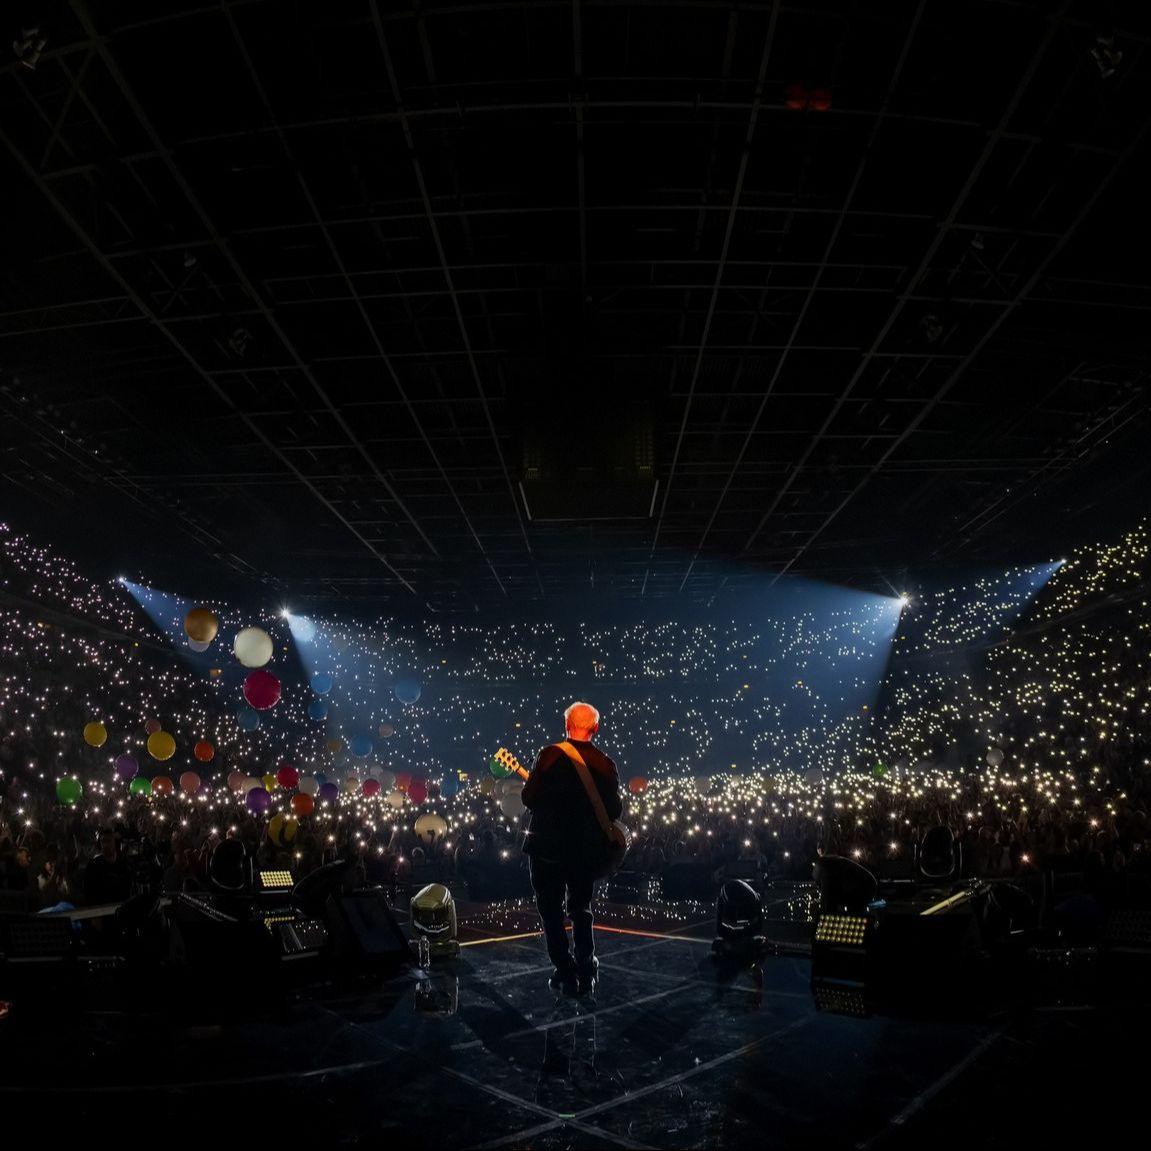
[{"x1": 325, "y1": 889, "x2": 409, "y2": 970}]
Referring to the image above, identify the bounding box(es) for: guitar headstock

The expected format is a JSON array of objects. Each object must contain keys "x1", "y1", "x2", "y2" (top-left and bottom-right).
[{"x1": 492, "y1": 747, "x2": 524, "y2": 778}]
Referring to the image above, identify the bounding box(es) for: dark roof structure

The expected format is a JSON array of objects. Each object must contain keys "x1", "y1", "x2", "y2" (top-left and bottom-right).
[{"x1": 2, "y1": 1, "x2": 1150, "y2": 611}]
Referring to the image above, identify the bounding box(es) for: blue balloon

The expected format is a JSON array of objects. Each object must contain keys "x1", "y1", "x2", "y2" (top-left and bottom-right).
[
  {"x1": 307, "y1": 698, "x2": 329, "y2": 721},
  {"x1": 440, "y1": 774, "x2": 459, "y2": 797},
  {"x1": 349, "y1": 735, "x2": 373, "y2": 758},
  {"x1": 315, "y1": 772, "x2": 327, "y2": 786},
  {"x1": 394, "y1": 678, "x2": 421, "y2": 705},
  {"x1": 311, "y1": 673, "x2": 333, "y2": 696},
  {"x1": 246, "y1": 786, "x2": 270, "y2": 813},
  {"x1": 318, "y1": 782, "x2": 339, "y2": 804},
  {"x1": 237, "y1": 708, "x2": 261, "y2": 732}
]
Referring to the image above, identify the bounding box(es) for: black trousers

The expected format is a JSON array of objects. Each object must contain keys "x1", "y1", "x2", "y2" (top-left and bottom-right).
[{"x1": 528, "y1": 855, "x2": 596, "y2": 975}]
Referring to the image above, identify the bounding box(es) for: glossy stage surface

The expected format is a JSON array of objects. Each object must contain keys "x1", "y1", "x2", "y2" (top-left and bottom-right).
[{"x1": 0, "y1": 898, "x2": 1142, "y2": 1149}]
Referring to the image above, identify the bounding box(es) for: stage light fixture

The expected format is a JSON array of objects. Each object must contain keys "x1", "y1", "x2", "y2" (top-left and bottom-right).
[
  {"x1": 898, "y1": 594, "x2": 911, "y2": 607},
  {"x1": 280, "y1": 607, "x2": 290, "y2": 618}
]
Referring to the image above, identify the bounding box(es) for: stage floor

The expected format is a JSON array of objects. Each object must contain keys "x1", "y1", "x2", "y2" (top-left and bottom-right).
[{"x1": 0, "y1": 902, "x2": 1143, "y2": 1148}]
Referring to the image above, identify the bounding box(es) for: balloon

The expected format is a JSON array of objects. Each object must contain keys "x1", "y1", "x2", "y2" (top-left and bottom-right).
[
  {"x1": 188, "y1": 638, "x2": 211, "y2": 653},
  {"x1": 440, "y1": 774, "x2": 459, "y2": 797},
  {"x1": 310, "y1": 673, "x2": 333, "y2": 696},
  {"x1": 144, "y1": 718, "x2": 161, "y2": 735},
  {"x1": 499, "y1": 787, "x2": 525, "y2": 819},
  {"x1": 377, "y1": 769, "x2": 396, "y2": 791},
  {"x1": 345, "y1": 775, "x2": 362, "y2": 794},
  {"x1": 291, "y1": 793, "x2": 314, "y2": 817},
  {"x1": 385, "y1": 789, "x2": 406, "y2": 809},
  {"x1": 184, "y1": 607, "x2": 219, "y2": 643},
  {"x1": 233, "y1": 626, "x2": 274, "y2": 668},
  {"x1": 396, "y1": 773, "x2": 411, "y2": 792},
  {"x1": 427, "y1": 781, "x2": 440, "y2": 799},
  {"x1": 394, "y1": 678, "x2": 421, "y2": 705},
  {"x1": 237, "y1": 708, "x2": 261, "y2": 733},
  {"x1": 241, "y1": 775, "x2": 261, "y2": 794},
  {"x1": 276, "y1": 763, "x2": 299, "y2": 789},
  {"x1": 378, "y1": 723, "x2": 395, "y2": 739},
  {"x1": 194, "y1": 740, "x2": 214, "y2": 763},
  {"x1": 628, "y1": 777, "x2": 648, "y2": 794},
  {"x1": 115, "y1": 754, "x2": 139, "y2": 781},
  {"x1": 873, "y1": 763, "x2": 888, "y2": 778},
  {"x1": 315, "y1": 772, "x2": 327, "y2": 785},
  {"x1": 307, "y1": 699, "x2": 328, "y2": 721},
  {"x1": 263, "y1": 773, "x2": 279, "y2": 792},
  {"x1": 129, "y1": 776, "x2": 152, "y2": 797},
  {"x1": 209, "y1": 668, "x2": 223, "y2": 679},
  {"x1": 152, "y1": 775, "x2": 174, "y2": 796},
  {"x1": 408, "y1": 780, "x2": 428, "y2": 805},
  {"x1": 243, "y1": 669, "x2": 281, "y2": 710},
  {"x1": 267, "y1": 813, "x2": 297, "y2": 846},
  {"x1": 804, "y1": 767, "x2": 823, "y2": 786},
  {"x1": 318, "y1": 782, "x2": 339, "y2": 804},
  {"x1": 227, "y1": 770, "x2": 246, "y2": 792},
  {"x1": 349, "y1": 735, "x2": 373, "y2": 758},
  {"x1": 56, "y1": 777, "x2": 82, "y2": 805},
  {"x1": 246, "y1": 786, "x2": 271, "y2": 814},
  {"x1": 147, "y1": 731, "x2": 176, "y2": 761},
  {"x1": 83, "y1": 721, "x2": 108, "y2": 748},
  {"x1": 986, "y1": 747, "x2": 1005, "y2": 767},
  {"x1": 298, "y1": 775, "x2": 319, "y2": 796},
  {"x1": 479, "y1": 777, "x2": 495, "y2": 795},
  {"x1": 179, "y1": 771, "x2": 200, "y2": 795},
  {"x1": 414, "y1": 813, "x2": 447, "y2": 842},
  {"x1": 325, "y1": 737, "x2": 344, "y2": 755},
  {"x1": 362, "y1": 778, "x2": 380, "y2": 798}
]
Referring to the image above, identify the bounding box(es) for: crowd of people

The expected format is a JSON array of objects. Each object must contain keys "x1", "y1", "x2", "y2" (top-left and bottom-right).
[{"x1": 1, "y1": 518, "x2": 1149, "y2": 915}]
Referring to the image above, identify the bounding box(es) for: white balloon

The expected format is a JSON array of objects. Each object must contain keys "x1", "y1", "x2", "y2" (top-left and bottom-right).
[
  {"x1": 986, "y1": 747, "x2": 1005, "y2": 767},
  {"x1": 499, "y1": 785, "x2": 524, "y2": 819},
  {"x1": 233, "y1": 626, "x2": 274, "y2": 668},
  {"x1": 345, "y1": 775, "x2": 362, "y2": 794},
  {"x1": 188, "y1": 638, "x2": 211, "y2": 653},
  {"x1": 298, "y1": 775, "x2": 319, "y2": 796},
  {"x1": 241, "y1": 775, "x2": 261, "y2": 794},
  {"x1": 414, "y1": 813, "x2": 448, "y2": 842},
  {"x1": 385, "y1": 788, "x2": 406, "y2": 810},
  {"x1": 378, "y1": 769, "x2": 396, "y2": 791}
]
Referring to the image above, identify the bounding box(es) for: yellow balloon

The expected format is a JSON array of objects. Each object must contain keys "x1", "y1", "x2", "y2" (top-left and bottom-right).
[
  {"x1": 184, "y1": 607, "x2": 219, "y2": 643},
  {"x1": 146, "y1": 730, "x2": 176, "y2": 761},
  {"x1": 267, "y1": 813, "x2": 298, "y2": 846},
  {"x1": 479, "y1": 777, "x2": 495, "y2": 795},
  {"x1": 263, "y1": 773, "x2": 278, "y2": 791},
  {"x1": 83, "y1": 721, "x2": 108, "y2": 748}
]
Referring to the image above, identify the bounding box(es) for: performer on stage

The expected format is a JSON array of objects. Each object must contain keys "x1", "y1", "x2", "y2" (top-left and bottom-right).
[{"x1": 522, "y1": 701, "x2": 623, "y2": 996}]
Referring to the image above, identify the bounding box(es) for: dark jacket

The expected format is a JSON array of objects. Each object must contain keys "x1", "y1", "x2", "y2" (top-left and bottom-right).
[{"x1": 521, "y1": 741, "x2": 623, "y2": 867}]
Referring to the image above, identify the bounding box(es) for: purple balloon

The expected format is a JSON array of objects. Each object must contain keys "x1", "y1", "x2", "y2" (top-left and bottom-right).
[
  {"x1": 318, "y1": 782, "x2": 339, "y2": 804},
  {"x1": 114, "y1": 754, "x2": 139, "y2": 781},
  {"x1": 246, "y1": 786, "x2": 271, "y2": 814}
]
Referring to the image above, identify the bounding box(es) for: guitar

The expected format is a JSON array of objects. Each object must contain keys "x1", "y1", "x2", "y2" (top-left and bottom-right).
[{"x1": 492, "y1": 744, "x2": 632, "y2": 880}]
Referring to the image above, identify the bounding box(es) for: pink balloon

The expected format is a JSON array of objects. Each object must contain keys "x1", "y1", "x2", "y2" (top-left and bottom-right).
[
  {"x1": 227, "y1": 770, "x2": 246, "y2": 792},
  {"x1": 179, "y1": 771, "x2": 201, "y2": 795},
  {"x1": 408, "y1": 781, "x2": 428, "y2": 805},
  {"x1": 144, "y1": 718, "x2": 161, "y2": 735},
  {"x1": 243, "y1": 669, "x2": 281, "y2": 710}
]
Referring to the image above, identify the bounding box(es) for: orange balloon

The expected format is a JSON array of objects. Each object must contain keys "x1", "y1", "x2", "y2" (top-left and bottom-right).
[
  {"x1": 194, "y1": 740, "x2": 214, "y2": 763},
  {"x1": 152, "y1": 775, "x2": 174, "y2": 796},
  {"x1": 628, "y1": 777, "x2": 648, "y2": 794},
  {"x1": 184, "y1": 607, "x2": 219, "y2": 643},
  {"x1": 291, "y1": 793, "x2": 314, "y2": 817}
]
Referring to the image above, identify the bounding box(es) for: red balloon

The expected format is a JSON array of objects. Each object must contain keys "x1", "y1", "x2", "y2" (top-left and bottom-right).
[
  {"x1": 276, "y1": 763, "x2": 299, "y2": 789},
  {"x1": 179, "y1": 771, "x2": 201, "y2": 795},
  {"x1": 291, "y1": 793, "x2": 314, "y2": 816},
  {"x1": 144, "y1": 718, "x2": 161, "y2": 735},
  {"x1": 243, "y1": 669, "x2": 281, "y2": 710},
  {"x1": 407, "y1": 781, "x2": 428, "y2": 805},
  {"x1": 194, "y1": 740, "x2": 214, "y2": 763},
  {"x1": 362, "y1": 778, "x2": 381, "y2": 798},
  {"x1": 152, "y1": 775, "x2": 173, "y2": 796},
  {"x1": 396, "y1": 773, "x2": 411, "y2": 792}
]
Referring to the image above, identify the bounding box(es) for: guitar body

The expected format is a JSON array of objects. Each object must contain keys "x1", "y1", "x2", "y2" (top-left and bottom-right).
[{"x1": 494, "y1": 746, "x2": 632, "y2": 880}]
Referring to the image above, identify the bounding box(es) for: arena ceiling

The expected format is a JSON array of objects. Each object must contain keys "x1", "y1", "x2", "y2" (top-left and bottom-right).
[{"x1": 2, "y1": 0, "x2": 1151, "y2": 613}]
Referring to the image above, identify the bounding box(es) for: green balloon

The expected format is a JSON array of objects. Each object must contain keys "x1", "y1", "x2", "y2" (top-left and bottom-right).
[
  {"x1": 873, "y1": 763, "x2": 888, "y2": 778},
  {"x1": 56, "y1": 777, "x2": 82, "y2": 805},
  {"x1": 129, "y1": 776, "x2": 152, "y2": 797}
]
